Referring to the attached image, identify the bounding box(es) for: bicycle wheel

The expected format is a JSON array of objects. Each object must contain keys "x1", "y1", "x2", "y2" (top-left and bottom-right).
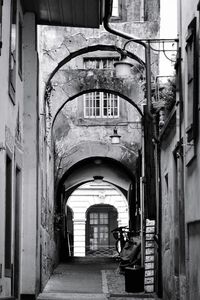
[{"x1": 115, "y1": 239, "x2": 123, "y2": 254}]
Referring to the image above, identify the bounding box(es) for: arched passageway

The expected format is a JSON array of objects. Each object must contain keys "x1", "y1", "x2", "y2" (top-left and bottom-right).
[
  {"x1": 55, "y1": 156, "x2": 141, "y2": 262},
  {"x1": 65, "y1": 182, "x2": 129, "y2": 258}
]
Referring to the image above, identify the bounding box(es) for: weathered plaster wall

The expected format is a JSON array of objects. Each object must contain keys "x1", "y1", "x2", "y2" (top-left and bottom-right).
[
  {"x1": 160, "y1": 127, "x2": 177, "y2": 300},
  {"x1": 179, "y1": 1, "x2": 200, "y2": 299},
  {"x1": 52, "y1": 68, "x2": 143, "y2": 182},
  {"x1": 38, "y1": 0, "x2": 160, "y2": 82},
  {"x1": 55, "y1": 140, "x2": 140, "y2": 186},
  {"x1": 0, "y1": 0, "x2": 24, "y2": 297},
  {"x1": 50, "y1": 69, "x2": 143, "y2": 121}
]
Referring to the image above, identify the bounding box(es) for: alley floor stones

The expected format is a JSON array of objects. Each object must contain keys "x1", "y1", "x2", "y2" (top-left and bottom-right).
[{"x1": 37, "y1": 258, "x2": 160, "y2": 300}]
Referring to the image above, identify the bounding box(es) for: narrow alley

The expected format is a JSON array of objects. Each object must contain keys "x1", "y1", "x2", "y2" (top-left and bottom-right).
[{"x1": 0, "y1": 0, "x2": 200, "y2": 300}]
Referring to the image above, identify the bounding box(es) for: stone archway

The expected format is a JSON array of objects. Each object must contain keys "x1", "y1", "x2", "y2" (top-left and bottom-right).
[
  {"x1": 66, "y1": 182, "x2": 128, "y2": 257},
  {"x1": 43, "y1": 44, "x2": 145, "y2": 142}
]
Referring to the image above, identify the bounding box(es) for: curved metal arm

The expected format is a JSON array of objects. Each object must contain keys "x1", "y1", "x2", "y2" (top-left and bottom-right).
[{"x1": 103, "y1": 0, "x2": 151, "y2": 112}]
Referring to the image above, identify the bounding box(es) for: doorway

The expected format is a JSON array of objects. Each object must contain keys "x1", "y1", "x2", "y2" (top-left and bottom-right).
[
  {"x1": 86, "y1": 204, "x2": 118, "y2": 256},
  {"x1": 13, "y1": 166, "x2": 21, "y2": 298}
]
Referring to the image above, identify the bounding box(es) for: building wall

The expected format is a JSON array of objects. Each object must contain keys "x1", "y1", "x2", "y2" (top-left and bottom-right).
[
  {"x1": 160, "y1": 0, "x2": 200, "y2": 299},
  {"x1": 38, "y1": 0, "x2": 160, "y2": 181},
  {"x1": 0, "y1": 0, "x2": 24, "y2": 297},
  {"x1": 160, "y1": 126, "x2": 178, "y2": 300},
  {"x1": 180, "y1": 1, "x2": 200, "y2": 299},
  {"x1": 0, "y1": 1, "x2": 51, "y2": 298}
]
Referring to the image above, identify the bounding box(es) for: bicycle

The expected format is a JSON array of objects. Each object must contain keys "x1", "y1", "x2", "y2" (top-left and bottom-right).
[
  {"x1": 111, "y1": 226, "x2": 131, "y2": 254},
  {"x1": 112, "y1": 226, "x2": 141, "y2": 273}
]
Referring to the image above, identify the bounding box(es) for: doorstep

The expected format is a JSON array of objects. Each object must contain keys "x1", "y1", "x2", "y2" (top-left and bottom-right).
[
  {"x1": 108, "y1": 292, "x2": 160, "y2": 298},
  {"x1": 0, "y1": 298, "x2": 15, "y2": 300}
]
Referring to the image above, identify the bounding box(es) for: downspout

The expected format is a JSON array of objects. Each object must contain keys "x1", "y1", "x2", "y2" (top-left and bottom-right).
[
  {"x1": 103, "y1": 0, "x2": 151, "y2": 269},
  {"x1": 103, "y1": 0, "x2": 161, "y2": 293},
  {"x1": 103, "y1": 0, "x2": 152, "y2": 113}
]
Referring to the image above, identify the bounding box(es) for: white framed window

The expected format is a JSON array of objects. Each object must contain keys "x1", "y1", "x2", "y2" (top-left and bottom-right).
[
  {"x1": 83, "y1": 57, "x2": 119, "y2": 69},
  {"x1": 84, "y1": 92, "x2": 119, "y2": 119}
]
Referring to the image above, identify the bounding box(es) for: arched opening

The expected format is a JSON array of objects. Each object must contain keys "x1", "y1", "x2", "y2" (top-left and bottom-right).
[
  {"x1": 45, "y1": 44, "x2": 145, "y2": 86},
  {"x1": 51, "y1": 88, "x2": 143, "y2": 132},
  {"x1": 63, "y1": 181, "x2": 129, "y2": 259}
]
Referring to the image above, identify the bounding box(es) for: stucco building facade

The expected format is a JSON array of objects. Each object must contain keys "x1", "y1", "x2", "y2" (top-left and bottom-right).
[
  {"x1": 2, "y1": 0, "x2": 200, "y2": 300},
  {"x1": 158, "y1": 0, "x2": 200, "y2": 299},
  {"x1": 0, "y1": 1, "x2": 160, "y2": 299}
]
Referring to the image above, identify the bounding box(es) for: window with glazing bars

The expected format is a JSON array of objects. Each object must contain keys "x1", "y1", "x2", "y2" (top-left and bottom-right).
[
  {"x1": 83, "y1": 57, "x2": 119, "y2": 69},
  {"x1": 9, "y1": 0, "x2": 17, "y2": 103},
  {"x1": 84, "y1": 92, "x2": 119, "y2": 118}
]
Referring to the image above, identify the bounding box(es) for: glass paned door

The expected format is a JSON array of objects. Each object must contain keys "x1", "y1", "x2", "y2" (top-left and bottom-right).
[{"x1": 89, "y1": 212, "x2": 109, "y2": 250}]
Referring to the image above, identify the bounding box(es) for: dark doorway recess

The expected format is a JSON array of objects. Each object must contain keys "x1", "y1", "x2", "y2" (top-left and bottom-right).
[{"x1": 13, "y1": 167, "x2": 21, "y2": 298}]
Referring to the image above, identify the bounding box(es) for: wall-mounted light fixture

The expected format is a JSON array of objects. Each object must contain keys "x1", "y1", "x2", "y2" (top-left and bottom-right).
[
  {"x1": 110, "y1": 121, "x2": 142, "y2": 144},
  {"x1": 114, "y1": 56, "x2": 133, "y2": 77},
  {"x1": 110, "y1": 127, "x2": 121, "y2": 144}
]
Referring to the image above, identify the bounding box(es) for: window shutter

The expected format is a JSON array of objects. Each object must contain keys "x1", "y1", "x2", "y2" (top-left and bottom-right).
[
  {"x1": 0, "y1": 0, "x2": 3, "y2": 53},
  {"x1": 186, "y1": 17, "x2": 198, "y2": 142}
]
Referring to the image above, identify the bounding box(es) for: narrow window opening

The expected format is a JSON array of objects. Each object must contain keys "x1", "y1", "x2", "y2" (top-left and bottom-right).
[
  {"x1": 112, "y1": 0, "x2": 119, "y2": 17},
  {"x1": 9, "y1": 0, "x2": 17, "y2": 103}
]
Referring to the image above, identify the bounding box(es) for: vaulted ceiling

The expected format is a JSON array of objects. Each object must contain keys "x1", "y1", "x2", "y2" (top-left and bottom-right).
[{"x1": 21, "y1": 0, "x2": 105, "y2": 28}]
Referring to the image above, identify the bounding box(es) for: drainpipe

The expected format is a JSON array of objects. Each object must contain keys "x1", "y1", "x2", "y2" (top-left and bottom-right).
[
  {"x1": 103, "y1": 0, "x2": 152, "y2": 269},
  {"x1": 103, "y1": 0, "x2": 161, "y2": 292},
  {"x1": 103, "y1": 0, "x2": 152, "y2": 113}
]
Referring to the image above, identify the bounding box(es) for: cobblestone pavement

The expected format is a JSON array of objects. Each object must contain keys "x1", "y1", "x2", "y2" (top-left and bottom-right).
[{"x1": 38, "y1": 258, "x2": 160, "y2": 300}]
